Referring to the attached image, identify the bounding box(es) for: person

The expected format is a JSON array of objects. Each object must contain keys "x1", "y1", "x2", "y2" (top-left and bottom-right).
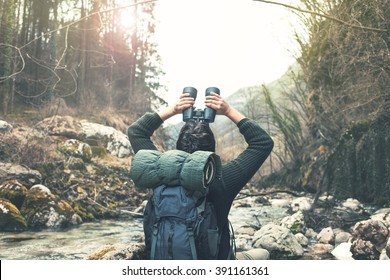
[{"x1": 127, "y1": 91, "x2": 274, "y2": 260}]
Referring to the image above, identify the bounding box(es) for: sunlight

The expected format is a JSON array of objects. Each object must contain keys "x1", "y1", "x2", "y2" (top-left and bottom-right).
[{"x1": 118, "y1": 8, "x2": 135, "y2": 29}]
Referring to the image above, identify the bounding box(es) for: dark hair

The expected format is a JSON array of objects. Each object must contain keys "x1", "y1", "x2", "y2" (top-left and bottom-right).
[{"x1": 176, "y1": 120, "x2": 215, "y2": 153}]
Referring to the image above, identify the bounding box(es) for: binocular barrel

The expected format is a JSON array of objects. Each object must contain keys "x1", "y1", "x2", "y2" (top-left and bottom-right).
[{"x1": 182, "y1": 87, "x2": 220, "y2": 123}]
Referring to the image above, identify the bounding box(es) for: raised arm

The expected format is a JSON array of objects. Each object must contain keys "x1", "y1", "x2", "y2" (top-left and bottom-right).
[
  {"x1": 205, "y1": 92, "x2": 274, "y2": 199},
  {"x1": 127, "y1": 93, "x2": 195, "y2": 154}
]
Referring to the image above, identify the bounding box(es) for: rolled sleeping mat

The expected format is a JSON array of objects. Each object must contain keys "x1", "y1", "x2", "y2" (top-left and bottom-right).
[
  {"x1": 180, "y1": 150, "x2": 221, "y2": 192},
  {"x1": 129, "y1": 149, "x2": 221, "y2": 192},
  {"x1": 129, "y1": 149, "x2": 161, "y2": 189}
]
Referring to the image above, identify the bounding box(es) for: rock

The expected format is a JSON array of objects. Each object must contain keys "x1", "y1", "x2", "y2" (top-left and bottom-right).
[
  {"x1": 295, "y1": 233, "x2": 309, "y2": 246},
  {"x1": 0, "y1": 163, "x2": 42, "y2": 187},
  {"x1": 236, "y1": 225, "x2": 257, "y2": 236},
  {"x1": 30, "y1": 184, "x2": 52, "y2": 195},
  {"x1": 290, "y1": 197, "x2": 312, "y2": 212},
  {"x1": 280, "y1": 211, "x2": 305, "y2": 234},
  {"x1": 80, "y1": 121, "x2": 132, "y2": 158},
  {"x1": 350, "y1": 220, "x2": 389, "y2": 260},
  {"x1": 341, "y1": 198, "x2": 364, "y2": 213},
  {"x1": 0, "y1": 198, "x2": 27, "y2": 232},
  {"x1": 387, "y1": 237, "x2": 390, "y2": 259},
  {"x1": 35, "y1": 116, "x2": 132, "y2": 158},
  {"x1": 236, "y1": 248, "x2": 270, "y2": 260},
  {"x1": 269, "y1": 199, "x2": 290, "y2": 208},
  {"x1": 252, "y1": 223, "x2": 304, "y2": 259},
  {"x1": 0, "y1": 120, "x2": 13, "y2": 133},
  {"x1": 310, "y1": 243, "x2": 334, "y2": 255},
  {"x1": 334, "y1": 231, "x2": 352, "y2": 246},
  {"x1": 86, "y1": 243, "x2": 147, "y2": 260},
  {"x1": 35, "y1": 115, "x2": 85, "y2": 139},
  {"x1": 317, "y1": 227, "x2": 335, "y2": 244},
  {"x1": 20, "y1": 184, "x2": 82, "y2": 229},
  {"x1": 331, "y1": 242, "x2": 353, "y2": 260},
  {"x1": 58, "y1": 139, "x2": 92, "y2": 162},
  {"x1": 370, "y1": 208, "x2": 390, "y2": 227},
  {"x1": 235, "y1": 236, "x2": 253, "y2": 251},
  {"x1": 305, "y1": 228, "x2": 318, "y2": 239},
  {"x1": 0, "y1": 180, "x2": 28, "y2": 209}
]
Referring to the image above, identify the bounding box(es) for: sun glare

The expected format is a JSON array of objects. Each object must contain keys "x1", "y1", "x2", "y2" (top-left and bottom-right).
[{"x1": 118, "y1": 9, "x2": 135, "y2": 29}]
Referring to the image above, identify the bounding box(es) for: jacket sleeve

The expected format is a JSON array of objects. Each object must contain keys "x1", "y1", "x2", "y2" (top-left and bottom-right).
[
  {"x1": 221, "y1": 118, "x2": 274, "y2": 200},
  {"x1": 127, "y1": 112, "x2": 164, "y2": 154}
]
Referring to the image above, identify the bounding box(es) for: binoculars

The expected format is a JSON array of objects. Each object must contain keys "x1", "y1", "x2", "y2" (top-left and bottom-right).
[{"x1": 182, "y1": 87, "x2": 220, "y2": 123}]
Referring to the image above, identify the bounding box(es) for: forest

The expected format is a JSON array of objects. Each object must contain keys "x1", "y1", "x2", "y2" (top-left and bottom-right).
[
  {"x1": 0, "y1": 0, "x2": 164, "y2": 116},
  {"x1": 0, "y1": 0, "x2": 390, "y2": 262}
]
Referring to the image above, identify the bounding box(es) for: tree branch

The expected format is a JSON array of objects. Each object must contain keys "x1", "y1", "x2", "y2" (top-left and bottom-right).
[
  {"x1": 253, "y1": 0, "x2": 389, "y2": 32},
  {"x1": 0, "y1": 44, "x2": 25, "y2": 83}
]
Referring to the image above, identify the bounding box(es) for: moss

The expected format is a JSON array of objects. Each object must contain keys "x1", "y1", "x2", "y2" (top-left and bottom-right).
[
  {"x1": 71, "y1": 202, "x2": 95, "y2": 221},
  {"x1": 0, "y1": 198, "x2": 27, "y2": 232},
  {"x1": 0, "y1": 180, "x2": 28, "y2": 209},
  {"x1": 90, "y1": 146, "x2": 108, "y2": 158}
]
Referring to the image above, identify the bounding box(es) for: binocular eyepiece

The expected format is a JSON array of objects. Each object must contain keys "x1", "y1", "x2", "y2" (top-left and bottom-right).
[{"x1": 182, "y1": 87, "x2": 220, "y2": 123}]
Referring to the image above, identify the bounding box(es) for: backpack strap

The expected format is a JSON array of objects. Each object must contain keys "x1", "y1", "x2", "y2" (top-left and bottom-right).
[
  {"x1": 187, "y1": 227, "x2": 198, "y2": 260},
  {"x1": 227, "y1": 220, "x2": 236, "y2": 260},
  {"x1": 150, "y1": 224, "x2": 158, "y2": 260}
]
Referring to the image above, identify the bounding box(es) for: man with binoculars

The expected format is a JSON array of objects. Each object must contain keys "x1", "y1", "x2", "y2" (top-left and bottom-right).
[{"x1": 128, "y1": 87, "x2": 274, "y2": 260}]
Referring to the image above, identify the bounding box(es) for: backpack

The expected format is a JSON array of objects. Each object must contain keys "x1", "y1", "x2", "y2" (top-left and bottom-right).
[
  {"x1": 143, "y1": 185, "x2": 220, "y2": 260},
  {"x1": 129, "y1": 149, "x2": 225, "y2": 260}
]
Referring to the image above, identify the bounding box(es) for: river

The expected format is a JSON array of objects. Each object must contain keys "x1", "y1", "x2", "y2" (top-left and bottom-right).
[{"x1": 0, "y1": 204, "x2": 289, "y2": 260}]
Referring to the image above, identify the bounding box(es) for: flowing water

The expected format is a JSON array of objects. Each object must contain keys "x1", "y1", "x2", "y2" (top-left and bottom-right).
[{"x1": 0, "y1": 205, "x2": 289, "y2": 260}]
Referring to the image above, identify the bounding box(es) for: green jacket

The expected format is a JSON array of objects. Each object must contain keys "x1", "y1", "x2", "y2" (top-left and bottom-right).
[{"x1": 130, "y1": 149, "x2": 222, "y2": 193}]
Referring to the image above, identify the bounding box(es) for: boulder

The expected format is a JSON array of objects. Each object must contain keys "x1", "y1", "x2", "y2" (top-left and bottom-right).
[
  {"x1": 0, "y1": 180, "x2": 28, "y2": 209},
  {"x1": 58, "y1": 139, "x2": 92, "y2": 162},
  {"x1": 35, "y1": 116, "x2": 132, "y2": 158},
  {"x1": 252, "y1": 223, "x2": 304, "y2": 259},
  {"x1": 35, "y1": 115, "x2": 85, "y2": 139},
  {"x1": 20, "y1": 184, "x2": 82, "y2": 229},
  {"x1": 317, "y1": 227, "x2": 335, "y2": 244},
  {"x1": 0, "y1": 163, "x2": 42, "y2": 187},
  {"x1": 0, "y1": 198, "x2": 27, "y2": 232},
  {"x1": 290, "y1": 197, "x2": 312, "y2": 212},
  {"x1": 331, "y1": 242, "x2": 353, "y2": 260},
  {"x1": 85, "y1": 243, "x2": 147, "y2": 260},
  {"x1": 280, "y1": 211, "x2": 306, "y2": 234},
  {"x1": 370, "y1": 208, "x2": 390, "y2": 227},
  {"x1": 80, "y1": 121, "x2": 132, "y2": 158},
  {"x1": 350, "y1": 220, "x2": 389, "y2": 260},
  {"x1": 0, "y1": 120, "x2": 13, "y2": 133}
]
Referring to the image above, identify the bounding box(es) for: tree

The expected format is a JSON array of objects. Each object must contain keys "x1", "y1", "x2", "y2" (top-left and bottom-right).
[
  {"x1": 296, "y1": 0, "x2": 389, "y2": 144},
  {"x1": 0, "y1": 0, "x2": 163, "y2": 116},
  {"x1": 0, "y1": 0, "x2": 17, "y2": 114}
]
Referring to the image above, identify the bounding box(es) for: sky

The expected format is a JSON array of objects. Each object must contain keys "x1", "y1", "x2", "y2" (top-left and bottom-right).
[{"x1": 153, "y1": 0, "x2": 303, "y2": 108}]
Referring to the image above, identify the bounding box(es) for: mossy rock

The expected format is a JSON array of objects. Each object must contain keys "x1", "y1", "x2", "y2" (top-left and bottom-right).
[
  {"x1": 0, "y1": 198, "x2": 27, "y2": 232},
  {"x1": 0, "y1": 180, "x2": 28, "y2": 209},
  {"x1": 86, "y1": 243, "x2": 147, "y2": 260},
  {"x1": 90, "y1": 146, "x2": 108, "y2": 158},
  {"x1": 20, "y1": 185, "x2": 82, "y2": 229},
  {"x1": 58, "y1": 139, "x2": 92, "y2": 162}
]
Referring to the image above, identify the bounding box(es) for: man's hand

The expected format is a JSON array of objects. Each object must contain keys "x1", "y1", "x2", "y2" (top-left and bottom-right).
[
  {"x1": 205, "y1": 93, "x2": 245, "y2": 124},
  {"x1": 158, "y1": 93, "x2": 195, "y2": 121}
]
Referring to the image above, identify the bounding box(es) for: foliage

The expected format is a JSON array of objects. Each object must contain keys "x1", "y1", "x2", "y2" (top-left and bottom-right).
[
  {"x1": 256, "y1": 0, "x2": 389, "y2": 198},
  {"x1": 296, "y1": 0, "x2": 389, "y2": 144}
]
